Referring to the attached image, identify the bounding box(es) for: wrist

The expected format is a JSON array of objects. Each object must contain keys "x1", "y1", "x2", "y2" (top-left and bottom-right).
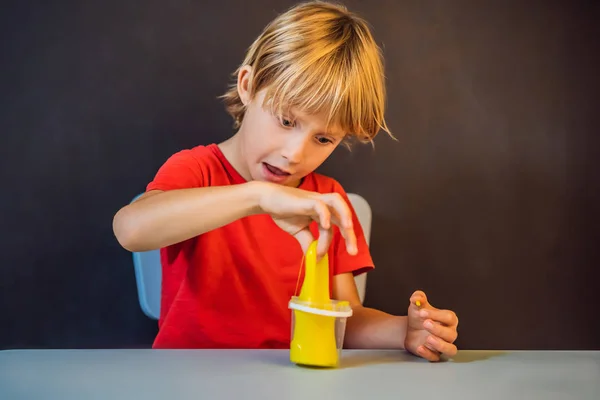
[
  {"x1": 395, "y1": 315, "x2": 408, "y2": 349},
  {"x1": 243, "y1": 181, "x2": 272, "y2": 216}
]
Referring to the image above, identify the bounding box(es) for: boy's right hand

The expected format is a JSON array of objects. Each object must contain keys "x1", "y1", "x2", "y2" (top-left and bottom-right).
[{"x1": 257, "y1": 182, "x2": 357, "y2": 259}]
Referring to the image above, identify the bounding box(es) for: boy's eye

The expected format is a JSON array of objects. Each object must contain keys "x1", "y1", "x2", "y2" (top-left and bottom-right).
[
  {"x1": 316, "y1": 136, "x2": 333, "y2": 145},
  {"x1": 280, "y1": 117, "x2": 295, "y2": 128}
]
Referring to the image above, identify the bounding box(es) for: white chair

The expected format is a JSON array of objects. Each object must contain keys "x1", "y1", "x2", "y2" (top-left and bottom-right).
[
  {"x1": 131, "y1": 193, "x2": 372, "y2": 320},
  {"x1": 347, "y1": 193, "x2": 372, "y2": 304}
]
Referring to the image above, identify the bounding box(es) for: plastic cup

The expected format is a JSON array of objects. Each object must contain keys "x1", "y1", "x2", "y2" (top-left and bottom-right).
[{"x1": 288, "y1": 296, "x2": 353, "y2": 368}]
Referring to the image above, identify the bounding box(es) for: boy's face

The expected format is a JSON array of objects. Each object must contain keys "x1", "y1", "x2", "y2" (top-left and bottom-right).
[{"x1": 238, "y1": 90, "x2": 347, "y2": 187}]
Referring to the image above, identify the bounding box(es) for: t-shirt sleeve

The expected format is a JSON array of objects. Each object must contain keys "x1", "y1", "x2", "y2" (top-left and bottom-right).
[
  {"x1": 146, "y1": 148, "x2": 206, "y2": 192},
  {"x1": 330, "y1": 182, "x2": 375, "y2": 277}
]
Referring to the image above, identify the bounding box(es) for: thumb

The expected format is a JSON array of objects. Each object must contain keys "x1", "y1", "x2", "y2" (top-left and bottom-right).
[{"x1": 409, "y1": 290, "x2": 430, "y2": 309}]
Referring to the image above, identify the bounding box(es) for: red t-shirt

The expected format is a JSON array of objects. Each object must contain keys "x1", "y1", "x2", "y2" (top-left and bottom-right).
[{"x1": 145, "y1": 143, "x2": 374, "y2": 349}]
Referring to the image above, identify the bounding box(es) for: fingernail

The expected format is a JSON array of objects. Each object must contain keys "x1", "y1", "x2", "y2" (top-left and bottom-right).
[
  {"x1": 427, "y1": 336, "x2": 437, "y2": 345},
  {"x1": 424, "y1": 320, "x2": 433, "y2": 329},
  {"x1": 420, "y1": 310, "x2": 428, "y2": 318}
]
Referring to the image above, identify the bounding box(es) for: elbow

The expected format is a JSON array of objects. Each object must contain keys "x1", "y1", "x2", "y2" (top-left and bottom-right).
[{"x1": 113, "y1": 207, "x2": 146, "y2": 252}]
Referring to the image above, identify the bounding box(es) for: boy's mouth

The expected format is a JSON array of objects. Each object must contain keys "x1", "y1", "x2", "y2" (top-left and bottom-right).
[{"x1": 263, "y1": 163, "x2": 291, "y2": 177}]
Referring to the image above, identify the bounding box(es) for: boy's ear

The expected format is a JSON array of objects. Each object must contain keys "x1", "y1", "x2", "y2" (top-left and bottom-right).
[{"x1": 237, "y1": 65, "x2": 253, "y2": 106}]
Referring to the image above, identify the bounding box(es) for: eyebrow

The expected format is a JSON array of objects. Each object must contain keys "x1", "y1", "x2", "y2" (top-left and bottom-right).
[{"x1": 289, "y1": 111, "x2": 345, "y2": 138}]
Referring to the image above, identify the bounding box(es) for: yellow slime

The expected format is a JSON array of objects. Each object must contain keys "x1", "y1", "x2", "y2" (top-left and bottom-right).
[{"x1": 289, "y1": 241, "x2": 345, "y2": 368}]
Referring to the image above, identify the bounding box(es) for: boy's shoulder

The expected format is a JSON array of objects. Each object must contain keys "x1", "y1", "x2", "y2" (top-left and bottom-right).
[
  {"x1": 147, "y1": 143, "x2": 231, "y2": 191},
  {"x1": 157, "y1": 143, "x2": 232, "y2": 178},
  {"x1": 162, "y1": 143, "x2": 220, "y2": 166},
  {"x1": 301, "y1": 171, "x2": 347, "y2": 196}
]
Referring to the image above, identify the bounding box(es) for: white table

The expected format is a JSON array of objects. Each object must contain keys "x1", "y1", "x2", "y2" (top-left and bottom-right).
[{"x1": 1, "y1": 349, "x2": 598, "y2": 399}]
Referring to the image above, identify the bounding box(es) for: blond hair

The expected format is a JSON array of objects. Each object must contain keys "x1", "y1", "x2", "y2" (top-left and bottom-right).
[{"x1": 220, "y1": 1, "x2": 391, "y2": 143}]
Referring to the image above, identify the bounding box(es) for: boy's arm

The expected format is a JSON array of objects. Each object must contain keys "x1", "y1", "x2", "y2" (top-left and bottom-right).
[
  {"x1": 113, "y1": 183, "x2": 264, "y2": 252},
  {"x1": 332, "y1": 272, "x2": 459, "y2": 361},
  {"x1": 332, "y1": 272, "x2": 407, "y2": 349},
  {"x1": 113, "y1": 182, "x2": 357, "y2": 254}
]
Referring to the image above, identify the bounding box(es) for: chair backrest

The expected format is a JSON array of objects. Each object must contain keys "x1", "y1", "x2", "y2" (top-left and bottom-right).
[
  {"x1": 130, "y1": 194, "x2": 162, "y2": 320},
  {"x1": 131, "y1": 192, "x2": 372, "y2": 320},
  {"x1": 346, "y1": 193, "x2": 372, "y2": 304}
]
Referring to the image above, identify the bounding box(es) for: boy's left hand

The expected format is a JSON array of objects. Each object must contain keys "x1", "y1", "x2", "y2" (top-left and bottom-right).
[{"x1": 404, "y1": 290, "x2": 459, "y2": 362}]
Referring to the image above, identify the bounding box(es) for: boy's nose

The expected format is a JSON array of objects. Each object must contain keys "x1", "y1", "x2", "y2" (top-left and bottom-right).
[{"x1": 281, "y1": 137, "x2": 308, "y2": 164}]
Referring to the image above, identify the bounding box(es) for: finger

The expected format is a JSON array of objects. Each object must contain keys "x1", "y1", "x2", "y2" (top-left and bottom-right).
[
  {"x1": 409, "y1": 290, "x2": 428, "y2": 308},
  {"x1": 327, "y1": 211, "x2": 358, "y2": 256},
  {"x1": 316, "y1": 225, "x2": 333, "y2": 260},
  {"x1": 309, "y1": 200, "x2": 331, "y2": 230},
  {"x1": 425, "y1": 335, "x2": 458, "y2": 358},
  {"x1": 415, "y1": 345, "x2": 441, "y2": 362},
  {"x1": 420, "y1": 308, "x2": 458, "y2": 327},
  {"x1": 423, "y1": 319, "x2": 458, "y2": 343},
  {"x1": 320, "y1": 194, "x2": 357, "y2": 255},
  {"x1": 320, "y1": 193, "x2": 353, "y2": 229},
  {"x1": 423, "y1": 342, "x2": 441, "y2": 357}
]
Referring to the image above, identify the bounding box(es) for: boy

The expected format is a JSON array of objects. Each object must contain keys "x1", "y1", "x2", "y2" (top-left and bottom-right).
[{"x1": 113, "y1": 1, "x2": 458, "y2": 361}]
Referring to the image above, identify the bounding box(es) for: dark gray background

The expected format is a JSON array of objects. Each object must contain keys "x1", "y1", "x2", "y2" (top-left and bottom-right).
[{"x1": 1, "y1": 0, "x2": 598, "y2": 350}]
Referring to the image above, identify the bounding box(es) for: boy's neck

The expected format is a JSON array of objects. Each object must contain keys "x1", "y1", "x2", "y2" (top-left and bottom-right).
[{"x1": 217, "y1": 134, "x2": 251, "y2": 182}]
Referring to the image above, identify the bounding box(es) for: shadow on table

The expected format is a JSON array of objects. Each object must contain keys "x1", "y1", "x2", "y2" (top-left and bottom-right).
[
  {"x1": 340, "y1": 350, "x2": 416, "y2": 368},
  {"x1": 245, "y1": 349, "x2": 510, "y2": 369},
  {"x1": 448, "y1": 351, "x2": 509, "y2": 363},
  {"x1": 248, "y1": 350, "x2": 418, "y2": 369},
  {"x1": 339, "y1": 350, "x2": 510, "y2": 368}
]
